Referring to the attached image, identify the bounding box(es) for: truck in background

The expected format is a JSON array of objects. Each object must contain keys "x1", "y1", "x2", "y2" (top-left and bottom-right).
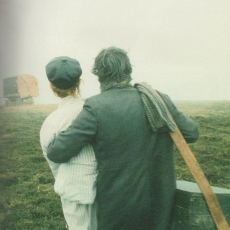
[{"x1": 3, "y1": 74, "x2": 39, "y2": 106}]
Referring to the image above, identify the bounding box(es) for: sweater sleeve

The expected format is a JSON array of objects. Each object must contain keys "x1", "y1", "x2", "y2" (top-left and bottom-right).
[
  {"x1": 47, "y1": 101, "x2": 97, "y2": 163},
  {"x1": 158, "y1": 92, "x2": 199, "y2": 143},
  {"x1": 40, "y1": 116, "x2": 61, "y2": 178}
]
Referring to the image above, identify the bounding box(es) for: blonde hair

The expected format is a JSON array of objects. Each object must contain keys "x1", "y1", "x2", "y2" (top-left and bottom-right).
[{"x1": 50, "y1": 79, "x2": 82, "y2": 98}]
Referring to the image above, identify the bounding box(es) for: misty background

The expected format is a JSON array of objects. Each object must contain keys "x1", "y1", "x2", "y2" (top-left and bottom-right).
[{"x1": 0, "y1": 0, "x2": 229, "y2": 104}]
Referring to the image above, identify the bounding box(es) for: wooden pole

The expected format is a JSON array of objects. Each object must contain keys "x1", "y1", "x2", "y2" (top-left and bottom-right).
[
  {"x1": 170, "y1": 127, "x2": 230, "y2": 230},
  {"x1": 154, "y1": 89, "x2": 230, "y2": 229}
]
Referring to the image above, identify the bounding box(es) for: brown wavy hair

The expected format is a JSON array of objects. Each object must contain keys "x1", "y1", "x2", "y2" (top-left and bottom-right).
[
  {"x1": 50, "y1": 79, "x2": 81, "y2": 98},
  {"x1": 91, "y1": 46, "x2": 132, "y2": 83}
]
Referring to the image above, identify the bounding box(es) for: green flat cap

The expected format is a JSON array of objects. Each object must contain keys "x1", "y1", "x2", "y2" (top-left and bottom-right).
[{"x1": 46, "y1": 56, "x2": 82, "y2": 89}]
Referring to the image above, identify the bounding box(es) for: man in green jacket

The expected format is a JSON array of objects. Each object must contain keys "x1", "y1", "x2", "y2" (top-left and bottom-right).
[{"x1": 47, "y1": 47, "x2": 199, "y2": 230}]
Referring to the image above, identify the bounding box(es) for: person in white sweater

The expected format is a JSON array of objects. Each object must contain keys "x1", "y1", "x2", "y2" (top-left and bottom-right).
[{"x1": 40, "y1": 56, "x2": 98, "y2": 230}]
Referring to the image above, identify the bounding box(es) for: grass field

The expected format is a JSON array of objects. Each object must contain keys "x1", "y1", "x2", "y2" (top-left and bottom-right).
[{"x1": 0, "y1": 101, "x2": 230, "y2": 229}]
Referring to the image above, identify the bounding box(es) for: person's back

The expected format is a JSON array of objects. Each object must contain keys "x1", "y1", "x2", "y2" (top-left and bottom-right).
[
  {"x1": 85, "y1": 85, "x2": 157, "y2": 229},
  {"x1": 41, "y1": 96, "x2": 97, "y2": 203},
  {"x1": 82, "y1": 84, "x2": 198, "y2": 229}
]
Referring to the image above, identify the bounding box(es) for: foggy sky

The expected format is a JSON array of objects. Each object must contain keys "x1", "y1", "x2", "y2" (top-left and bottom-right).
[{"x1": 0, "y1": 0, "x2": 230, "y2": 104}]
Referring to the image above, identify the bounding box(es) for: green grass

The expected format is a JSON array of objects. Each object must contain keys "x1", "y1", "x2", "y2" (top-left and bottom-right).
[
  {"x1": 0, "y1": 101, "x2": 230, "y2": 229},
  {"x1": 0, "y1": 105, "x2": 66, "y2": 230},
  {"x1": 174, "y1": 101, "x2": 230, "y2": 188}
]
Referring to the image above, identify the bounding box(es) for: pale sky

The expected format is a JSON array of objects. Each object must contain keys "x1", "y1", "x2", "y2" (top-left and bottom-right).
[{"x1": 0, "y1": 0, "x2": 230, "y2": 104}]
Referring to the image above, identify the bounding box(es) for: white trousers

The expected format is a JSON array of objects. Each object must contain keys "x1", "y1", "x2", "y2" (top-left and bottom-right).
[{"x1": 61, "y1": 198, "x2": 97, "y2": 230}]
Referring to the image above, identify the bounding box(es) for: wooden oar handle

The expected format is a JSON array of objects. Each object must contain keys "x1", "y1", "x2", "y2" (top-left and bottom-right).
[
  {"x1": 154, "y1": 89, "x2": 230, "y2": 229},
  {"x1": 170, "y1": 129, "x2": 230, "y2": 230}
]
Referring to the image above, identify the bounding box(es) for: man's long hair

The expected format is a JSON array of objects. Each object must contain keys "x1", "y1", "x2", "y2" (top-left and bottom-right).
[{"x1": 92, "y1": 47, "x2": 132, "y2": 85}]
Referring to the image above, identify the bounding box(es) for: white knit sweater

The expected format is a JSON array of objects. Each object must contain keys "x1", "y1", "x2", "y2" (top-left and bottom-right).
[{"x1": 40, "y1": 96, "x2": 98, "y2": 204}]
